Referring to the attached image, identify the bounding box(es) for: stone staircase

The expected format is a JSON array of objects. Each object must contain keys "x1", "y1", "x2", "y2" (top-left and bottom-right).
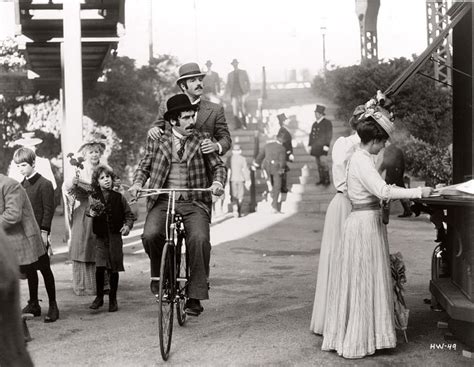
[{"x1": 222, "y1": 86, "x2": 350, "y2": 214}]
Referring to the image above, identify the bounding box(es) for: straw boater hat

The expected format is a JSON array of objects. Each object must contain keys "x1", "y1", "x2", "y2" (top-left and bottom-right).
[
  {"x1": 13, "y1": 132, "x2": 43, "y2": 147},
  {"x1": 163, "y1": 94, "x2": 198, "y2": 121},
  {"x1": 176, "y1": 62, "x2": 206, "y2": 85}
]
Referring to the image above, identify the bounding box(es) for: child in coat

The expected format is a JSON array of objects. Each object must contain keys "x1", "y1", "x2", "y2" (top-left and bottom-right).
[
  {"x1": 88, "y1": 166, "x2": 135, "y2": 312},
  {"x1": 13, "y1": 147, "x2": 59, "y2": 322}
]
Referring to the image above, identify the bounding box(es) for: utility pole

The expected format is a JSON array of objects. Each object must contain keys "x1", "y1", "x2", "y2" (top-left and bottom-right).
[{"x1": 320, "y1": 25, "x2": 327, "y2": 73}]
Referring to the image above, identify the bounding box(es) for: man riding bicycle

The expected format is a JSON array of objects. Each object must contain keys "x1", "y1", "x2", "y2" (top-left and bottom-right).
[{"x1": 129, "y1": 94, "x2": 226, "y2": 316}]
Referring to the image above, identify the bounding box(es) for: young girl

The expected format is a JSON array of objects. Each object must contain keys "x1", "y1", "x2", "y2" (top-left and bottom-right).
[{"x1": 88, "y1": 166, "x2": 135, "y2": 312}]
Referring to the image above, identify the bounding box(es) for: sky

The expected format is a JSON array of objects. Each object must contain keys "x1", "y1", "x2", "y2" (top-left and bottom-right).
[{"x1": 0, "y1": 0, "x2": 429, "y2": 82}]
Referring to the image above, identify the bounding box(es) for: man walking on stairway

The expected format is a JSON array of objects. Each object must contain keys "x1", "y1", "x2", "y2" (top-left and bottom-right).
[{"x1": 308, "y1": 104, "x2": 333, "y2": 186}]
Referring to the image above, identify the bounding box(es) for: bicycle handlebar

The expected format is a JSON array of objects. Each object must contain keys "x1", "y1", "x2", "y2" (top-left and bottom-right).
[{"x1": 134, "y1": 187, "x2": 212, "y2": 200}]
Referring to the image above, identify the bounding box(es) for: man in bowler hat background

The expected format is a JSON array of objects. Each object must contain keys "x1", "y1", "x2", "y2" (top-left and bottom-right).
[
  {"x1": 308, "y1": 104, "x2": 333, "y2": 186},
  {"x1": 226, "y1": 59, "x2": 250, "y2": 130},
  {"x1": 203, "y1": 60, "x2": 221, "y2": 99},
  {"x1": 148, "y1": 62, "x2": 232, "y2": 156}
]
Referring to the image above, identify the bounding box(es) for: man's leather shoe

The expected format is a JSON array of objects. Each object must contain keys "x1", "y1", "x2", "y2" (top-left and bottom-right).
[
  {"x1": 150, "y1": 280, "x2": 160, "y2": 295},
  {"x1": 398, "y1": 212, "x2": 412, "y2": 218},
  {"x1": 184, "y1": 298, "x2": 203, "y2": 316},
  {"x1": 89, "y1": 297, "x2": 104, "y2": 310},
  {"x1": 22, "y1": 300, "x2": 41, "y2": 317}
]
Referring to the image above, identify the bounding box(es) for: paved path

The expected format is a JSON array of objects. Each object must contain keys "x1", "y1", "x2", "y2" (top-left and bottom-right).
[{"x1": 22, "y1": 207, "x2": 471, "y2": 366}]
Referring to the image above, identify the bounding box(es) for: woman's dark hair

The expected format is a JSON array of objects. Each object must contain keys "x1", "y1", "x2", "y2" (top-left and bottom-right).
[
  {"x1": 91, "y1": 165, "x2": 115, "y2": 191},
  {"x1": 356, "y1": 116, "x2": 389, "y2": 144}
]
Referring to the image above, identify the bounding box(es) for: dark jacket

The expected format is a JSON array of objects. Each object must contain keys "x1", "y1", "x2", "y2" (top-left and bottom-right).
[
  {"x1": 255, "y1": 141, "x2": 286, "y2": 175},
  {"x1": 380, "y1": 144, "x2": 406, "y2": 187},
  {"x1": 277, "y1": 126, "x2": 293, "y2": 161},
  {"x1": 308, "y1": 118, "x2": 333, "y2": 157},
  {"x1": 153, "y1": 99, "x2": 232, "y2": 156},
  {"x1": 21, "y1": 173, "x2": 55, "y2": 233},
  {"x1": 91, "y1": 189, "x2": 135, "y2": 238}
]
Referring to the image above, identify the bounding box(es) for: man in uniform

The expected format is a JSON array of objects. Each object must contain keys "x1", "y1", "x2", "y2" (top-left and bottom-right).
[{"x1": 308, "y1": 104, "x2": 333, "y2": 186}]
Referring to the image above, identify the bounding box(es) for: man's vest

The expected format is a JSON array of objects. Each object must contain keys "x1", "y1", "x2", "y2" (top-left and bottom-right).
[{"x1": 163, "y1": 135, "x2": 189, "y2": 200}]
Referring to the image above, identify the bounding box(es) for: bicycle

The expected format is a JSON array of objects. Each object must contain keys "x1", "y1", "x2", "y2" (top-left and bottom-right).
[{"x1": 136, "y1": 187, "x2": 212, "y2": 361}]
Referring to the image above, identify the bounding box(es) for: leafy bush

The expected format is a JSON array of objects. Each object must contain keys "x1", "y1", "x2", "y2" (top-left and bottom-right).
[
  {"x1": 312, "y1": 57, "x2": 454, "y2": 184},
  {"x1": 397, "y1": 136, "x2": 452, "y2": 186},
  {"x1": 312, "y1": 57, "x2": 452, "y2": 147}
]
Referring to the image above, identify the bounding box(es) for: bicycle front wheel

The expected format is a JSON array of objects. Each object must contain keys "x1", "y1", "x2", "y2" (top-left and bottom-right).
[{"x1": 158, "y1": 241, "x2": 174, "y2": 361}]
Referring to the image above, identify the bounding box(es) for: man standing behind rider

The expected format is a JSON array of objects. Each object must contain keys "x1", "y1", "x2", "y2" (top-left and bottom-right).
[
  {"x1": 148, "y1": 62, "x2": 232, "y2": 157},
  {"x1": 129, "y1": 94, "x2": 226, "y2": 316}
]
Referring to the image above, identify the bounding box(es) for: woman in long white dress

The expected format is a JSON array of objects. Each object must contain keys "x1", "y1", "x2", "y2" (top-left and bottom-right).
[
  {"x1": 310, "y1": 107, "x2": 364, "y2": 335},
  {"x1": 321, "y1": 106, "x2": 432, "y2": 359},
  {"x1": 63, "y1": 141, "x2": 105, "y2": 296}
]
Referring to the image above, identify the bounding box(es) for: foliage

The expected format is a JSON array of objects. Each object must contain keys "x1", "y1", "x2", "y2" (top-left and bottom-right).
[
  {"x1": 85, "y1": 55, "x2": 179, "y2": 180},
  {"x1": 312, "y1": 57, "x2": 454, "y2": 184},
  {"x1": 312, "y1": 57, "x2": 452, "y2": 147},
  {"x1": 397, "y1": 136, "x2": 452, "y2": 186},
  {"x1": 0, "y1": 38, "x2": 26, "y2": 72}
]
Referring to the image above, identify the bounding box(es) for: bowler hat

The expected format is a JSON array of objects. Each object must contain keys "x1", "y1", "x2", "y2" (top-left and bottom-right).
[
  {"x1": 163, "y1": 94, "x2": 198, "y2": 121},
  {"x1": 314, "y1": 104, "x2": 326, "y2": 114},
  {"x1": 277, "y1": 113, "x2": 287, "y2": 124},
  {"x1": 13, "y1": 132, "x2": 43, "y2": 147},
  {"x1": 176, "y1": 62, "x2": 206, "y2": 85},
  {"x1": 231, "y1": 58, "x2": 239, "y2": 65}
]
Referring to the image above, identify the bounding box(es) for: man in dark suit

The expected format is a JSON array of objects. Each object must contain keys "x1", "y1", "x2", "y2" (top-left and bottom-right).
[
  {"x1": 226, "y1": 59, "x2": 250, "y2": 129},
  {"x1": 276, "y1": 113, "x2": 294, "y2": 193},
  {"x1": 203, "y1": 60, "x2": 221, "y2": 97},
  {"x1": 130, "y1": 94, "x2": 227, "y2": 316},
  {"x1": 148, "y1": 62, "x2": 232, "y2": 156},
  {"x1": 253, "y1": 135, "x2": 287, "y2": 213},
  {"x1": 379, "y1": 143, "x2": 413, "y2": 217},
  {"x1": 308, "y1": 104, "x2": 333, "y2": 186}
]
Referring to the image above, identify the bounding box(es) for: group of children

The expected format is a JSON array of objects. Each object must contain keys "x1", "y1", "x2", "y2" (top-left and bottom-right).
[{"x1": 3, "y1": 146, "x2": 135, "y2": 324}]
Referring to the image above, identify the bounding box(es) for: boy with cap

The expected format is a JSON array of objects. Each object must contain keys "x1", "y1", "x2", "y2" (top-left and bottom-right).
[
  {"x1": 308, "y1": 104, "x2": 333, "y2": 186},
  {"x1": 148, "y1": 62, "x2": 231, "y2": 156},
  {"x1": 130, "y1": 94, "x2": 227, "y2": 316}
]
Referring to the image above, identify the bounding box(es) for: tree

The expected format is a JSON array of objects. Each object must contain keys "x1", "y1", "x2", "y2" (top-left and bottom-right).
[
  {"x1": 312, "y1": 57, "x2": 453, "y2": 184},
  {"x1": 85, "y1": 55, "x2": 179, "y2": 180}
]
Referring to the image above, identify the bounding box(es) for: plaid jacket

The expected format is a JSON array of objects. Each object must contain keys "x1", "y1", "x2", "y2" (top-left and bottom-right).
[
  {"x1": 133, "y1": 128, "x2": 227, "y2": 212},
  {"x1": 0, "y1": 174, "x2": 45, "y2": 266}
]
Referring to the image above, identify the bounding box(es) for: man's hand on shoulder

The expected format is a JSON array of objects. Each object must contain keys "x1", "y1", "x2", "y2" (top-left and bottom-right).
[
  {"x1": 201, "y1": 138, "x2": 219, "y2": 154},
  {"x1": 147, "y1": 127, "x2": 163, "y2": 141},
  {"x1": 209, "y1": 182, "x2": 224, "y2": 196}
]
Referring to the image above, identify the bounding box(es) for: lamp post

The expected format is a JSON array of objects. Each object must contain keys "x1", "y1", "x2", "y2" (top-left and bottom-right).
[{"x1": 320, "y1": 25, "x2": 327, "y2": 73}]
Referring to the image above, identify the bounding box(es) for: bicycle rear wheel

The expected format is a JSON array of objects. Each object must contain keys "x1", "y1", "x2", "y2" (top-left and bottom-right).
[
  {"x1": 176, "y1": 236, "x2": 188, "y2": 326},
  {"x1": 158, "y1": 241, "x2": 174, "y2": 361}
]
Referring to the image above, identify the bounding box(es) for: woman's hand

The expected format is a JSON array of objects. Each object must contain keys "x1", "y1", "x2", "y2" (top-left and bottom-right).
[
  {"x1": 421, "y1": 187, "x2": 434, "y2": 197},
  {"x1": 89, "y1": 209, "x2": 98, "y2": 217}
]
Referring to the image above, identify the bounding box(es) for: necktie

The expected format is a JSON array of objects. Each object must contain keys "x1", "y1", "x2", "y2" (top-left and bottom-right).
[{"x1": 177, "y1": 136, "x2": 188, "y2": 160}]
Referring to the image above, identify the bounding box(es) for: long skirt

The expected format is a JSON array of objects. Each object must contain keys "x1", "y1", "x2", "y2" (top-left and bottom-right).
[
  {"x1": 310, "y1": 193, "x2": 351, "y2": 335},
  {"x1": 72, "y1": 261, "x2": 96, "y2": 296},
  {"x1": 321, "y1": 209, "x2": 396, "y2": 359}
]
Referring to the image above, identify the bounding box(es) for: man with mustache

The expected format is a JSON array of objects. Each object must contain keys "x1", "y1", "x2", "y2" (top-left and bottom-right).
[
  {"x1": 130, "y1": 94, "x2": 227, "y2": 316},
  {"x1": 148, "y1": 62, "x2": 232, "y2": 156}
]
